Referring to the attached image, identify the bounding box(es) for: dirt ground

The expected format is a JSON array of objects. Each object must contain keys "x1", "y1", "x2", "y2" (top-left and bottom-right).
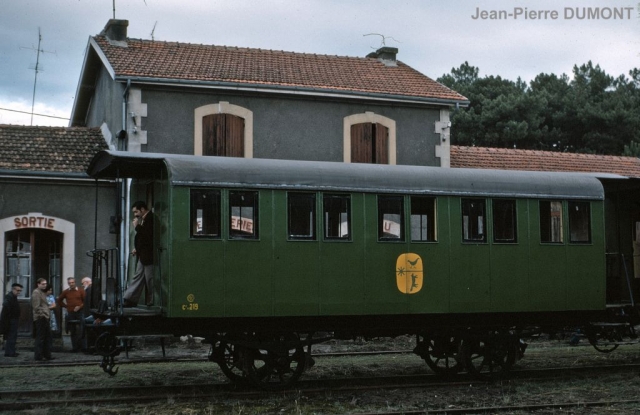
[{"x1": 2, "y1": 334, "x2": 640, "y2": 414}]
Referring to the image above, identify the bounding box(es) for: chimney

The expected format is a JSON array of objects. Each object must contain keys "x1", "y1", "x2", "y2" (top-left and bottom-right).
[
  {"x1": 366, "y1": 47, "x2": 398, "y2": 67},
  {"x1": 100, "y1": 19, "x2": 129, "y2": 43}
]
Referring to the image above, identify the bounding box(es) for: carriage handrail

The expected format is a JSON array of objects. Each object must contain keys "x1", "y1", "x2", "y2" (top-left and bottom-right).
[{"x1": 86, "y1": 248, "x2": 122, "y2": 314}]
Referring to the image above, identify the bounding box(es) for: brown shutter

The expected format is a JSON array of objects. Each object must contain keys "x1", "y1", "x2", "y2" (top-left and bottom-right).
[
  {"x1": 203, "y1": 113, "x2": 245, "y2": 157},
  {"x1": 225, "y1": 114, "x2": 245, "y2": 157},
  {"x1": 202, "y1": 114, "x2": 225, "y2": 156},
  {"x1": 351, "y1": 123, "x2": 373, "y2": 163},
  {"x1": 374, "y1": 123, "x2": 389, "y2": 164}
]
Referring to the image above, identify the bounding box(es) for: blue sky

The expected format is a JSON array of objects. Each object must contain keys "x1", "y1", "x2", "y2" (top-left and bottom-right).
[{"x1": 1, "y1": 0, "x2": 638, "y2": 126}]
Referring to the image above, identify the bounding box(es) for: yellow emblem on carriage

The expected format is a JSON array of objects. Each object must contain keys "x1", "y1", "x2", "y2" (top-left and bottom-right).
[{"x1": 396, "y1": 253, "x2": 423, "y2": 294}]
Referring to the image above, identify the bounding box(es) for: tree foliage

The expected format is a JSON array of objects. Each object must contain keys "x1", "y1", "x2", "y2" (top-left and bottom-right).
[{"x1": 438, "y1": 61, "x2": 640, "y2": 155}]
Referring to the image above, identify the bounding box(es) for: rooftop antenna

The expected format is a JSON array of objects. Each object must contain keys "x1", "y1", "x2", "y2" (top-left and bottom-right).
[
  {"x1": 150, "y1": 21, "x2": 157, "y2": 40},
  {"x1": 363, "y1": 33, "x2": 401, "y2": 49},
  {"x1": 20, "y1": 27, "x2": 56, "y2": 125}
]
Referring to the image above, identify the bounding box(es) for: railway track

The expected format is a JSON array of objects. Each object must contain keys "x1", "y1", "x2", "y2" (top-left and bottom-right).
[
  {"x1": 2, "y1": 361, "x2": 639, "y2": 412},
  {"x1": 0, "y1": 348, "x2": 413, "y2": 370}
]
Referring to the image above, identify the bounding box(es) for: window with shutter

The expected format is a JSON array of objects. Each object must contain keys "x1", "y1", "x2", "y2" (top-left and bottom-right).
[
  {"x1": 202, "y1": 113, "x2": 245, "y2": 157},
  {"x1": 350, "y1": 122, "x2": 389, "y2": 164}
]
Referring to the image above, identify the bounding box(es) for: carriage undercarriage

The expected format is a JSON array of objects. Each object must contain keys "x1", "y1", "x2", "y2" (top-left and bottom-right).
[{"x1": 91, "y1": 304, "x2": 640, "y2": 389}]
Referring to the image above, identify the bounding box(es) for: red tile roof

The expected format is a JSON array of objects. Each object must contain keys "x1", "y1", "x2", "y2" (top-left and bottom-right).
[
  {"x1": 92, "y1": 36, "x2": 467, "y2": 103},
  {"x1": 451, "y1": 145, "x2": 640, "y2": 178},
  {"x1": 0, "y1": 125, "x2": 108, "y2": 174}
]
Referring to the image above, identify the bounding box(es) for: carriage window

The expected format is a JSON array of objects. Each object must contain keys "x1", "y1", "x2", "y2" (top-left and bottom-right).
[
  {"x1": 324, "y1": 194, "x2": 351, "y2": 240},
  {"x1": 462, "y1": 199, "x2": 486, "y2": 242},
  {"x1": 540, "y1": 201, "x2": 563, "y2": 243},
  {"x1": 493, "y1": 199, "x2": 517, "y2": 243},
  {"x1": 288, "y1": 193, "x2": 316, "y2": 240},
  {"x1": 411, "y1": 197, "x2": 436, "y2": 242},
  {"x1": 229, "y1": 191, "x2": 258, "y2": 239},
  {"x1": 190, "y1": 189, "x2": 221, "y2": 238},
  {"x1": 378, "y1": 195, "x2": 404, "y2": 241},
  {"x1": 569, "y1": 202, "x2": 591, "y2": 243}
]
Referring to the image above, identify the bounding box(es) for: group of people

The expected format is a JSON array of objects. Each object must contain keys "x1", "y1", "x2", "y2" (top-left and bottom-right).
[
  {"x1": 1, "y1": 200, "x2": 154, "y2": 360},
  {"x1": 1, "y1": 276, "x2": 93, "y2": 361}
]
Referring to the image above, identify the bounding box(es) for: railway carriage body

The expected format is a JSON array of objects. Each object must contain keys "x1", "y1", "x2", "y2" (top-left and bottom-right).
[{"x1": 87, "y1": 150, "x2": 639, "y2": 385}]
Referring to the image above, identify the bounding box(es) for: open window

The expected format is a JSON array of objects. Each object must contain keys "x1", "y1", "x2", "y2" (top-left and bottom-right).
[
  {"x1": 569, "y1": 201, "x2": 591, "y2": 243},
  {"x1": 288, "y1": 193, "x2": 316, "y2": 240},
  {"x1": 323, "y1": 194, "x2": 351, "y2": 240},
  {"x1": 493, "y1": 199, "x2": 517, "y2": 243},
  {"x1": 410, "y1": 196, "x2": 436, "y2": 242},
  {"x1": 462, "y1": 199, "x2": 486, "y2": 243},
  {"x1": 190, "y1": 189, "x2": 221, "y2": 238},
  {"x1": 540, "y1": 200, "x2": 563, "y2": 243}
]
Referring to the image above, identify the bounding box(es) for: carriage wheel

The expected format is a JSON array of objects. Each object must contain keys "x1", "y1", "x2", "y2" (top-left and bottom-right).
[
  {"x1": 586, "y1": 326, "x2": 620, "y2": 353},
  {"x1": 95, "y1": 332, "x2": 119, "y2": 357},
  {"x1": 209, "y1": 339, "x2": 246, "y2": 382},
  {"x1": 243, "y1": 333, "x2": 306, "y2": 390},
  {"x1": 462, "y1": 331, "x2": 516, "y2": 380},
  {"x1": 417, "y1": 334, "x2": 463, "y2": 377}
]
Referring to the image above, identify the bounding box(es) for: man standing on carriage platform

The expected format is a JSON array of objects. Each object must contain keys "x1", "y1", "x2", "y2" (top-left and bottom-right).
[{"x1": 123, "y1": 201, "x2": 154, "y2": 307}]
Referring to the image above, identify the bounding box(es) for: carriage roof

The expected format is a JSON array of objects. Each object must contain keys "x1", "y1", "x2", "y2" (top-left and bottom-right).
[{"x1": 88, "y1": 150, "x2": 608, "y2": 200}]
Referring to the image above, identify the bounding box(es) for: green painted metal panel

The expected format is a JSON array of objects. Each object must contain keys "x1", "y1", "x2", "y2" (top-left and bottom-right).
[
  {"x1": 528, "y1": 199, "x2": 568, "y2": 311},
  {"x1": 489, "y1": 199, "x2": 531, "y2": 312},
  {"x1": 168, "y1": 187, "x2": 225, "y2": 318},
  {"x1": 448, "y1": 197, "x2": 492, "y2": 312},
  {"x1": 272, "y1": 192, "x2": 319, "y2": 316},
  {"x1": 566, "y1": 202, "x2": 606, "y2": 310},
  {"x1": 162, "y1": 185, "x2": 606, "y2": 319},
  {"x1": 224, "y1": 190, "x2": 273, "y2": 316},
  {"x1": 362, "y1": 193, "x2": 408, "y2": 315},
  {"x1": 319, "y1": 194, "x2": 366, "y2": 315},
  {"x1": 407, "y1": 197, "x2": 450, "y2": 313}
]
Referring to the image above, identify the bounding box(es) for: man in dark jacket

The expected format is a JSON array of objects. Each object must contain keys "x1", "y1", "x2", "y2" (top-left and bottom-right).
[
  {"x1": 123, "y1": 201, "x2": 155, "y2": 307},
  {"x1": 1, "y1": 283, "x2": 23, "y2": 357}
]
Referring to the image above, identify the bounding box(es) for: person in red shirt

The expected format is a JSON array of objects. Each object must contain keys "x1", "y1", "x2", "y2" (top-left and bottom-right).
[{"x1": 56, "y1": 277, "x2": 85, "y2": 352}]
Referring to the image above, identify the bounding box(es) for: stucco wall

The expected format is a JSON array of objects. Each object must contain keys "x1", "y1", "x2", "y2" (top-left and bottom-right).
[
  {"x1": 0, "y1": 179, "x2": 117, "y2": 281},
  {"x1": 95, "y1": 84, "x2": 446, "y2": 167}
]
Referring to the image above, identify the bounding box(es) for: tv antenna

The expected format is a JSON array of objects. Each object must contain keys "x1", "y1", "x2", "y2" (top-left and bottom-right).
[
  {"x1": 20, "y1": 28, "x2": 56, "y2": 125},
  {"x1": 363, "y1": 33, "x2": 401, "y2": 48},
  {"x1": 150, "y1": 21, "x2": 158, "y2": 40}
]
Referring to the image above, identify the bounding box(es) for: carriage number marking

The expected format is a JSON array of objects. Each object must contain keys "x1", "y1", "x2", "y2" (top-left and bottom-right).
[{"x1": 182, "y1": 294, "x2": 199, "y2": 311}]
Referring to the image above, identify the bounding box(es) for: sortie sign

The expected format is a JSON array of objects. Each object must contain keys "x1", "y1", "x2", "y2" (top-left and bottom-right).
[{"x1": 13, "y1": 214, "x2": 56, "y2": 229}]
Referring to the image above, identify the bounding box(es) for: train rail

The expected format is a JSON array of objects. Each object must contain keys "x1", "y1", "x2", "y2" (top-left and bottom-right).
[{"x1": 1, "y1": 362, "x2": 639, "y2": 412}]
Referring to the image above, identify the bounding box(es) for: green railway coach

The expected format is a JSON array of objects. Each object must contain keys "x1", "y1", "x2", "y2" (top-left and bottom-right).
[{"x1": 87, "y1": 150, "x2": 640, "y2": 387}]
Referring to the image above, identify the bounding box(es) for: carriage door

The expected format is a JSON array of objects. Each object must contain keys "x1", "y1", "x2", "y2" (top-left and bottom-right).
[{"x1": 5, "y1": 229, "x2": 63, "y2": 336}]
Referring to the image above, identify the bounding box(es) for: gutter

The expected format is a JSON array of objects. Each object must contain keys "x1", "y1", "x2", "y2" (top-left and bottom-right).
[
  {"x1": 116, "y1": 76, "x2": 470, "y2": 108},
  {"x1": 0, "y1": 169, "x2": 113, "y2": 182}
]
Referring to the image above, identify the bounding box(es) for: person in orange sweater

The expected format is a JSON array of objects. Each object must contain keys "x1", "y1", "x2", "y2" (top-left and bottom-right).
[{"x1": 56, "y1": 277, "x2": 85, "y2": 352}]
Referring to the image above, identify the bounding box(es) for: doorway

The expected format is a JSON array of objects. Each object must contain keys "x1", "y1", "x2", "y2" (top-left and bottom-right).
[{"x1": 4, "y1": 228, "x2": 63, "y2": 336}]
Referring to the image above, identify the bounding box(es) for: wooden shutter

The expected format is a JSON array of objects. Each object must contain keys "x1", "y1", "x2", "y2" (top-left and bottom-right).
[
  {"x1": 351, "y1": 123, "x2": 373, "y2": 163},
  {"x1": 226, "y1": 114, "x2": 245, "y2": 157},
  {"x1": 350, "y1": 122, "x2": 388, "y2": 164},
  {"x1": 202, "y1": 114, "x2": 245, "y2": 157},
  {"x1": 373, "y1": 123, "x2": 389, "y2": 164}
]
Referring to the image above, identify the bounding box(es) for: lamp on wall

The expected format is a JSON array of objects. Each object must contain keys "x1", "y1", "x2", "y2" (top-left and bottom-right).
[{"x1": 129, "y1": 112, "x2": 138, "y2": 134}]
